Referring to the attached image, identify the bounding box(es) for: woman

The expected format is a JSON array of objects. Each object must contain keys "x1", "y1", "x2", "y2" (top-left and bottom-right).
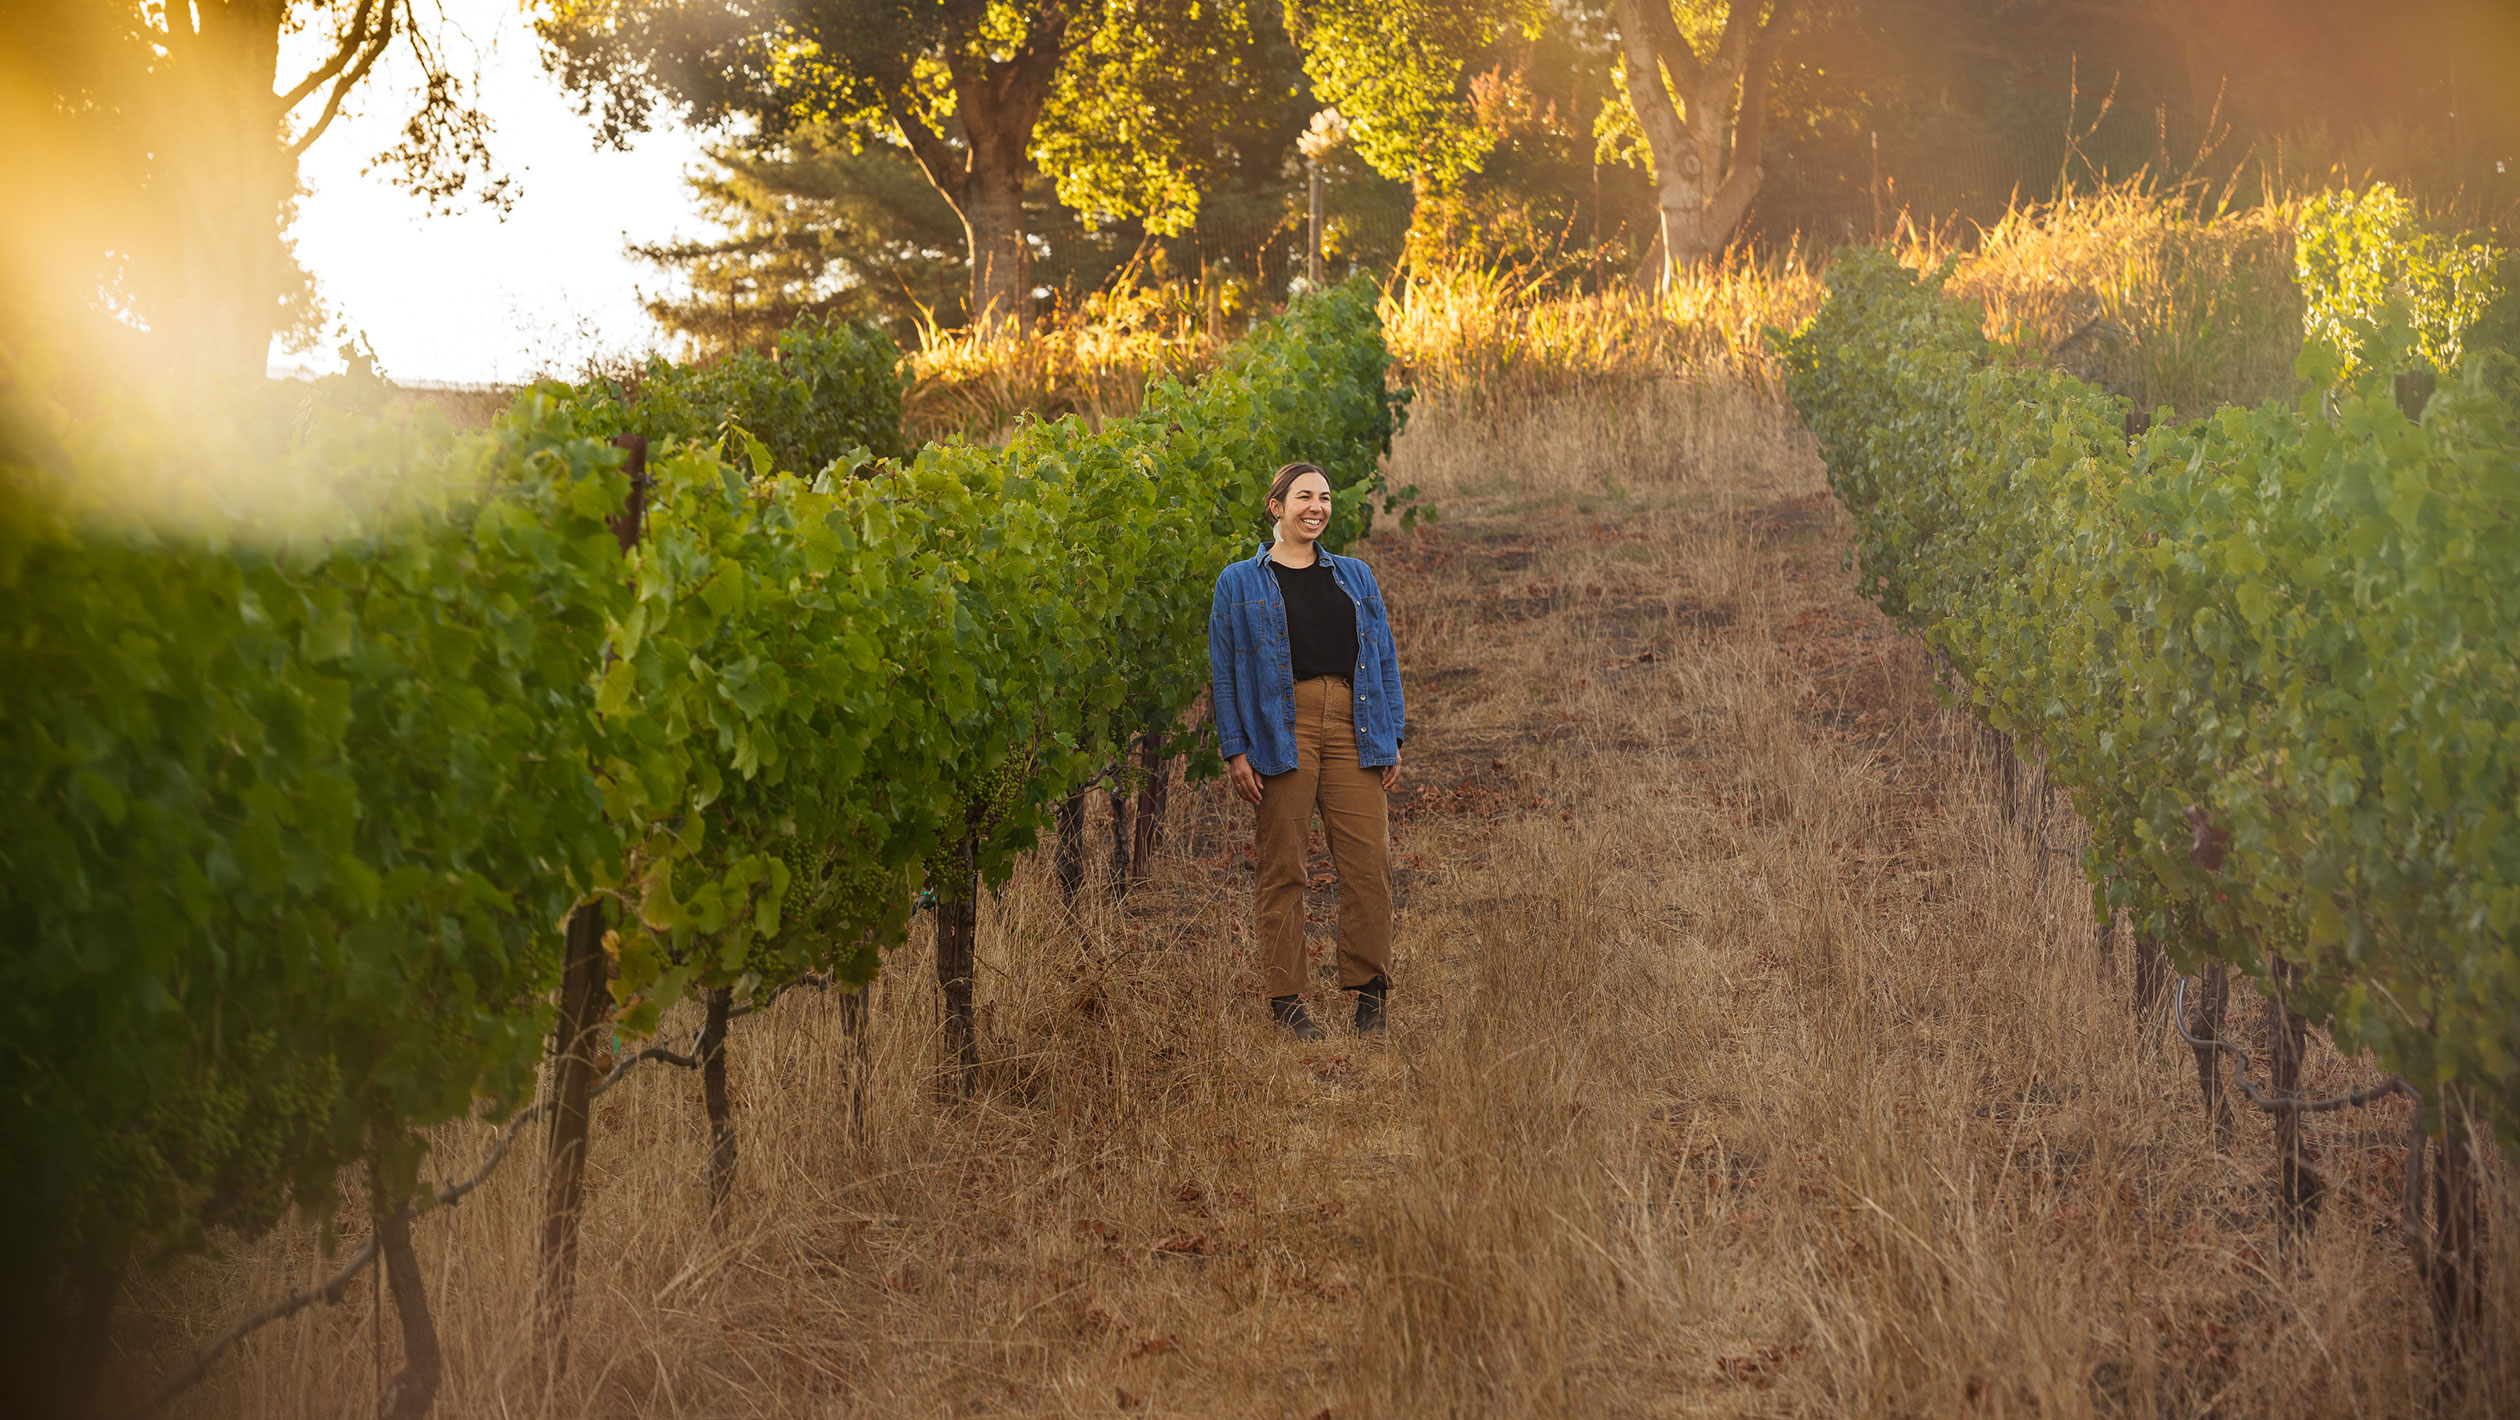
[{"x1": 1208, "y1": 462, "x2": 1407, "y2": 1038}]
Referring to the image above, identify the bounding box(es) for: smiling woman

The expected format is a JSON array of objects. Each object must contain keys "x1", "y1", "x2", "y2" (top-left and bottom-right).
[{"x1": 1209, "y1": 461, "x2": 1409, "y2": 1039}]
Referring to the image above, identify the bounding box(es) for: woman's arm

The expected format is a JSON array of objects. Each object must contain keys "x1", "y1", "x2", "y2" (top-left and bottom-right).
[
  {"x1": 1211, "y1": 573, "x2": 1268, "y2": 803},
  {"x1": 1373, "y1": 567, "x2": 1406, "y2": 752},
  {"x1": 1208, "y1": 573, "x2": 1248, "y2": 762}
]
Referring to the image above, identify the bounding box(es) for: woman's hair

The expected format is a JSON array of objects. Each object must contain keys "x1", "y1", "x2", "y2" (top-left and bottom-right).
[{"x1": 1267, "y1": 462, "x2": 1328, "y2": 515}]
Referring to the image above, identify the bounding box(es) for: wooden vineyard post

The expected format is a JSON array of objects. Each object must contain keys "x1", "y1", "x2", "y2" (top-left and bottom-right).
[
  {"x1": 1129, "y1": 731, "x2": 1173, "y2": 888},
  {"x1": 1055, "y1": 789, "x2": 1088, "y2": 904},
  {"x1": 934, "y1": 832, "x2": 983, "y2": 1094},
  {"x1": 698, "y1": 986, "x2": 736, "y2": 1223},
  {"x1": 537, "y1": 434, "x2": 648, "y2": 1374}
]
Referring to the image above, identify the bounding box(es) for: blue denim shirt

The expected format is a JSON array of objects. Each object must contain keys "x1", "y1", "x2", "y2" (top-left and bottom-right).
[{"x1": 1209, "y1": 543, "x2": 1406, "y2": 775}]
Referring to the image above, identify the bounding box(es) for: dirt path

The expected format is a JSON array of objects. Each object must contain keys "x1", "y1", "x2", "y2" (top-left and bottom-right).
[{"x1": 134, "y1": 383, "x2": 2486, "y2": 1419}]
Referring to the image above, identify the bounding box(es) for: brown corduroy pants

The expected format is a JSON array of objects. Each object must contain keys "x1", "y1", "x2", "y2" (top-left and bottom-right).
[{"x1": 1255, "y1": 676, "x2": 1393, "y2": 998}]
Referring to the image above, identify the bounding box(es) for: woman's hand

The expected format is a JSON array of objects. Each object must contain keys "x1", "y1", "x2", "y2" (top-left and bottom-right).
[
  {"x1": 1229, "y1": 753, "x2": 1265, "y2": 805},
  {"x1": 1381, "y1": 748, "x2": 1402, "y2": 792}
]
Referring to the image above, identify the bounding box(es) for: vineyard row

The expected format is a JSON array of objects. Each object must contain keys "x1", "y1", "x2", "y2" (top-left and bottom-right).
[
  {"x1": 0, "y1": 277, "x2": 1405, "y2": 1412},
  {"x1": 1777, "y1": 231, "x2": 2516, "y2": 1353}
]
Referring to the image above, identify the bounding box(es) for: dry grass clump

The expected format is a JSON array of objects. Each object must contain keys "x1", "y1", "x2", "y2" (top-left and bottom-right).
[
  {"x1": 1942, "y1": 185, "x2": 2305, "y2": 415},
  {"x1": 904, "y1": 279, "x2": 1234, "y2": 445},
  {"x1": 1382, "y1": 257, "x2": 1824, "y2": 411},
  {"x1": 1388, "y1": 186, "x2": 2311, "y2": 423},
  {"x1": 111, "y1": 372, "x2": 2513, "y2": 1420}
]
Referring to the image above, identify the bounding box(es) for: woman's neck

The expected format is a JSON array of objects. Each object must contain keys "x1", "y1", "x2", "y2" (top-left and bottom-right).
[{"x1": 1269, "y1": 531, "x2": 1320, "y2": 567}]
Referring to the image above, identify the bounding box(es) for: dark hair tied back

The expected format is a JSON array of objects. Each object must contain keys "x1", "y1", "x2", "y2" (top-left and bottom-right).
[{"x1": 1268, "y1": 461, "x2": 1327, "y2": 513}]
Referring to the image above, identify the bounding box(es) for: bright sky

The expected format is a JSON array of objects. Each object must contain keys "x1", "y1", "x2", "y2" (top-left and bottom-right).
[{"x1": 276, "y1": 2, "x2": 711, "y2": 386}]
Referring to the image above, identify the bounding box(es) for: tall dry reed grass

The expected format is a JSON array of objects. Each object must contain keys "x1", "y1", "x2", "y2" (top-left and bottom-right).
[
  {"x1": 904, "y1": 277, "x2": 1236, "y2": 446},
  {"x1": 899, "y1": 183, "x2": 2307, "y2": 454},
  {"x1": 110, "y1": 363, "x2": 2511, "y2": 1420},
  {"x1": 1942, "y1": 187, "x2": 2306, "y2": 415},
  {"x1": 1379, "y1": 257, "x2": 1824, "y2": 411}
]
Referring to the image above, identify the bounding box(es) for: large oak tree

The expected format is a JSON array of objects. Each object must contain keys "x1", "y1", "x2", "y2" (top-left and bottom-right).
[
  {"x1": 0, "y1": 1, "x2": 504, "y2": 383},
  {"x1": 538, "y1": 0, "x2": 1293, "y2": 339},
  {"x1": 1283, "y1": 0, "x2": 1539, "y2": 201},
  {"x1": 1609, "y1": 0, "x2": 1798, "y2": 280}
]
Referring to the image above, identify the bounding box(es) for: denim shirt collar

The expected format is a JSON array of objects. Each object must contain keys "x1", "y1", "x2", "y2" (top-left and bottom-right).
[{"x1": 1253, "y1": 540, "x2": 1340, "y2": 575}]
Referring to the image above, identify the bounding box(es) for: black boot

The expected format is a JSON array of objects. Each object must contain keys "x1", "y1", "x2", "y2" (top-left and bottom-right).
[
  {"x1": 1270, "y1": 994, "x2": 1326, "y2": 1040},
  {"x1": 1352, "y1": 976, "x2": 1389, "y2": 1035}
]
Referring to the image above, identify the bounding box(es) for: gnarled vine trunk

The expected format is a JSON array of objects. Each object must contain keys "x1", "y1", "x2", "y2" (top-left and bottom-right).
[{"x1": 934, "y1": 832, "x2": 982, "y2": 1092}]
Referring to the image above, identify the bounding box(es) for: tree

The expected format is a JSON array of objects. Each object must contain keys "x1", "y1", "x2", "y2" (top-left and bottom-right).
[
  {"x1": 1036, "y1": 0, "x2": 1307, "y2": 238},
  {"x1": 1284, "y1": 0, "x2": 1541, "y2": 202},
  {"x1": 540, "y1": 0, "x2": 1307, "y2": 339},
  {"x1": 542, "y1": 0, "x2": 1097, "y2": 337},
  {"x1": 1608, "y1": 0, "x2": 1799, "y2": 280},
  {"x1": 631, "y1": 133, "x2": 968, "y2": 356},
  {"x1": 0, "y1": 1, "x2": 505, "y2": 382}
]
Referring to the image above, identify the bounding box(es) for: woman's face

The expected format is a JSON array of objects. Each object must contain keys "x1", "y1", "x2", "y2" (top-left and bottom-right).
[{"x1": 1271, "y1": 472, "x2": 1334, "y2": 544}]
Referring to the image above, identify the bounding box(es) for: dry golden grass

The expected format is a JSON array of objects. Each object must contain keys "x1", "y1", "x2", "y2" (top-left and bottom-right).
[
  {"x1": 904, "y1": 280, "x2": 1232, "y2": 446},
  {"x1": 1382, "y1": 259, "x2": 1824, "y2": 410},
  {"x1": 111, "y1": 375, "x2": 2514, "y2": 1419},
  {"x1": 1940, "y1": 188, "x2": 2305, "y2": 415}
]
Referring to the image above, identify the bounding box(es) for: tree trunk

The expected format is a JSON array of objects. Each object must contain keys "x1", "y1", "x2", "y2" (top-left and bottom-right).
[
  {"x1": 1612, "y1": 0, "x2": 1793, "y2": 287},
  {"x1": 2187, "y1": 961, "x2": 2233, "y2": 1140},
  {"x1": 0, "y1": 1256, "x2": 118, "y2": 1419},
  {"x1": 2132, "y1": 930, "x2": 2168, "y2": 1024},
  {"x1": 1056, "y1": 788, "x2": 1089, "y2": 904},
  {"x1": 2428, "y1": 1110, "x2": 2486, "y2": 1370},
  {"x1": 934, "y1": 833, "x2": 982, "y2": 1093},
  {"x1": 159, "y1": 0, "x2": 294, "y2": 379},
  {"x1": 698, "y1": 985, "x2": 736, "y2": 1222},
  {"x1": 377, "y1": 1208, "x2": 443, "y2": 1420},
  {"x1": 2267, "y1": 957, "x2": 2324, "y2": 1250},
  {"x1": 960, "y1": 159, "x2": 1032, "y2": 338},
  {"x1": 1107, "y1": 776, "x2": 1134, "y2": 898},
  {"x1": 837, "y1": 985, "x2": 870, "y2": 1146},
  {"x1": 537, "y1": 899, "x2": 610, "y2": 1370},
  {"x1": 1130, "y1": 733, "x2": 1174, "y2": 887}
]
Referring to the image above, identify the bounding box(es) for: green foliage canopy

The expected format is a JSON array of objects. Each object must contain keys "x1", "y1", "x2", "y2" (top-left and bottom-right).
[
  {"x1": 1285, "y1": 0, "x2": 1541, "y2": 194},
  {"x1": 2297, "y1": 184, "x2": 2508, "y2": 378},
  {"x1": 0, "y1": 279, "x2": 1403, "y2": 1391}
]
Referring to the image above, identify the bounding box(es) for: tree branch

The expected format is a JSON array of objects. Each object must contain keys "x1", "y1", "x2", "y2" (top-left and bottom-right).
[
  {"x1": 1708, "y1": 0, "x2": 1762, "y2": 84},
  {"x1": 1726, "y1": 0, "x2": 1795, "y2": 180},
  {"x1": 276, "y1": 0, "x2": 382, "y2": 116},
  {"x1": 1624, "y1": 0, "x2": 1704, "y2": 94},
  {"x1": 285, "y1": 0, "x2": 400, "y2": 159},
  {"x1": 1612, "y1": 0, "x2": 1690, "y2": 163},
  {"x1": 1710, "y1": 0, "x2": 1794, "y2": 238},
  {"x1": 881, "y1": 91, "x2": 969, "y2": 214}
]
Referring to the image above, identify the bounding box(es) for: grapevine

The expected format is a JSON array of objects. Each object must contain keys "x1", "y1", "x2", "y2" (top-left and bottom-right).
[{"x1": 0, "y1": 276, "x2": 1403, "y2": 1406}]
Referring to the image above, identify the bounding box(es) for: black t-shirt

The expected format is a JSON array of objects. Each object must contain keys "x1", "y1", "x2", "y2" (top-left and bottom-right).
[{"x1": 1270, "y1": 556, "x2": 1359, "y2": 682}]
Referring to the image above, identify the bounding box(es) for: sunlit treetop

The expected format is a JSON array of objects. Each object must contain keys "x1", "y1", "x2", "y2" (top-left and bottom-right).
[{"x1": 1284, "y1": 0, "x2": 1544, "y2": 194}]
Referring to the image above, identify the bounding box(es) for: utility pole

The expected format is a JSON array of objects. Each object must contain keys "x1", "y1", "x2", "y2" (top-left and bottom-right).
[{"x1": 1308, "y1": 158, "x2": 1324, "y2": 288}]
